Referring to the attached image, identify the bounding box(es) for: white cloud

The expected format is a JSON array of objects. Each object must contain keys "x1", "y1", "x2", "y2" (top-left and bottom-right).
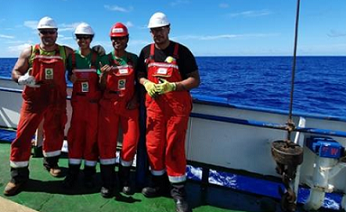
[
  {"x1": 327, "y1": 30, "x2": 346, "y2": 37},
  {"x1": 0, "y1": 34, "x2": 14, "y2": 39},
  {"x1": 138, "y1": 24, "x2": 149, "y2": 30},
  {"x1": 125, "y1": 21, "x2": 134, "y2": 28},
  {"x1": 228, "y1": 9, "x2": 272, "y2": 18},
  {"x1": 57, "y1": 33, "x2": 73, "y2": 41},
  {"x1": 24, "y1": 21, "x2": 38, "y2": 30},
  {"x1": 173, "y1": 33, "x2": 278, "y2": 41},
  {"x1": 219, "y1": 3, "x2": 229, "y2": 8},
  {"x1": 58, "y1": 22, "x2": 80, "y2": 32},
  {"x1": 129, "y1": 39, "x2": 150, "y2": 46},
  {"x1": 170, "y1": 0, "x2": 190, "y2": 6},
  {"x1": 8, "y1": 43, "x2": 31, "y2": 54},
  {"x1": 104, "y1": 5, "x2": 133, "y2": 12},
  {"x1": 24, "y1": 20, "x2": 81, "y2": 32}
]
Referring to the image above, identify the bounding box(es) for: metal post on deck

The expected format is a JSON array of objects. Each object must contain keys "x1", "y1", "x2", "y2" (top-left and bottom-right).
[
  {"x1": 200, "y1": 167, "x2": 210, "y2": 203},
  {"x1": 135, "y1": 94, "x2": 149, "y2": 188},
  {"x1": 271, "y1": 0, "x2": 304, "y2": 211}
]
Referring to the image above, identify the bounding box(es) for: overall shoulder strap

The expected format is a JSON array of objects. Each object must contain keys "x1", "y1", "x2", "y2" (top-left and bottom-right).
[
  {"x1": 91, "y1": 51, "x2": 98, "y2": 68},
  {"x1": 173, "y1": 43, "x2": 179, "y2": 59},
  {"x1": 109, "y1": 52, "x2": 121, "y2": 66},
  {"x1": 146, "y1": 43, "x2": 156, "y2": 64},
  {"x1": 34, "y1": 44, "x2": 40, "y2": 55},
  {"x1": 126, "y1": 52, "x2": 133, "y2": 66},
  {"x1": 58, "y1": 45, "x2": 67, "y2": 65},
  {"x1": 149, "y1": 43, "x2": 155, "y2": 58},
  {"x1": 28, "y1": 45, "x2": 39, "y2": 66},
  {"x1": 108, "y1": 53, "x2": 114, "y2": 66},
  {"x1": 71, "y1": 51, "x2": 76, "y2": 69},
  {"x1": 54, "y1": 45, "x2": 60, "y2": 56}
]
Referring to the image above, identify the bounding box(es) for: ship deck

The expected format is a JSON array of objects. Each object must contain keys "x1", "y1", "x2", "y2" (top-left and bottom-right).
[
  {"x1": 0, "y1": 140, "x2": 273, "y2": 212},
  {"x1": 0, "y1": 128, "x2": 339, "y2": 212}
]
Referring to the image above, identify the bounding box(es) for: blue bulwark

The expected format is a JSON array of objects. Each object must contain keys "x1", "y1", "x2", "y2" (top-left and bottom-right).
[
  {"x1": 306, "y1": 136, "x2": 344, "y2": 159},
  {"x1": 0, "y1": 128, "x2": 16, "y2": 143}
]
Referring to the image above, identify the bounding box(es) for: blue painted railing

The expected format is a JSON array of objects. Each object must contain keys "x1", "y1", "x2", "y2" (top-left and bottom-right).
[
  {"x1": 1, "y1": 79, "x2": 346, "y2": 138},
  {"x1": 190, "y1": 112, "x2": 346, "y2": 138}
]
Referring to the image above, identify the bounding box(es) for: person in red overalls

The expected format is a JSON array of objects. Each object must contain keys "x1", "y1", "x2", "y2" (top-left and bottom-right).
[
  {"x1": 137, "y1": 12, "x2": 200, "y2": 212},
  {"x1": 3, "y1": 16, "x2": 74, "y2": 196},
  {"x1": 62, "y1": 23, "x2": 103, "y2": 189},
  {"x1": 98, "y1": 22, "x2": 139, "y2": 198}
]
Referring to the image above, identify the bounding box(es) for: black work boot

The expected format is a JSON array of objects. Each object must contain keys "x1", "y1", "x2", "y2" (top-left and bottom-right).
[
  {"x1": 83, "y1": 165, "x2": 96, "y2": 188},
  {"x1": 171, "y1": 183, "x2": 192, "y2": 212},
  {"x1": 100, "y1": 164, "x2": 115, "y2": 198},
  {"x1": 62, "y1": 164, "x2": 80, "y2": 188},
  {"x1": 43, "y1": 156, "x2": 62, "y2": 177},
  {"x1": 3, "y1": 167, "x2": 29, "y2": 196},
  {"x1": 119, "y1": 164, "x2": 132, "y2": 195},
  {"x1": 142, "y1": 174, "x2": 170, "y2": 198}
]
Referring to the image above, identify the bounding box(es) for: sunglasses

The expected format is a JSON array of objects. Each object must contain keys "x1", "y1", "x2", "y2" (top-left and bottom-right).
[
  {"x1": 76, "y1": 35, "x2": 92, "y2": 40},
  {"x1": 40, "y1": 30, "x2": 57, "y2": 35},
  {"x1": 111, "y1": 36, "x2": 127, "y2": 41},
  {"x1": 150, "y1": 27, "x2": 167, "y2": 34}
]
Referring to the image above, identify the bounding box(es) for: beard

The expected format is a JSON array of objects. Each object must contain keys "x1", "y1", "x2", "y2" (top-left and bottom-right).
[
  {"x1": 41, "y1": 37, "x2": 57, "y2": 47},
  {"x1": 154, "y1": 36, "x2": 168, "y2": 45}
]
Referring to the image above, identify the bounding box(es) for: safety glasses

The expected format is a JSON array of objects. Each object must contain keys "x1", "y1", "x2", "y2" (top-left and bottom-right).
[
  {"x1": 76, "y1": 35, "x2": 92, "y2": 40},
  {"x1": 150, "y1": 26, "x2": 167, "y2": 34},
  {"x1": 39, "y1": 30, "x2": 57, "y2": 35},
  {"x1": 111, "y1": 36, "x2": 127, "y2": 41}
]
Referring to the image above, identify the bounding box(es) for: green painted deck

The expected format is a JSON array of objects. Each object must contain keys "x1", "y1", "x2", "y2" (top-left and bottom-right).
[{"x1": 0, "y1": 142, "x2": 282, "y2": 212}]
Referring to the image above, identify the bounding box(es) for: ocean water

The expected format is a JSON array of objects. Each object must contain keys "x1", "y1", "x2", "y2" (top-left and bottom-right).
[
  {"x1": 194, "y1": 56, "x2": 346, "y2": 117},
  {"x1": 2, "y1": 56, "x2": 346, "y2": 117},
  {"x1": 1, "y1": 56, "x2": 345, "y2": 210}
]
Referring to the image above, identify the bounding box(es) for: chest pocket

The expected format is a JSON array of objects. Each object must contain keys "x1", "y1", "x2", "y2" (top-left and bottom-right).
[
  {"x1": 107, "y1": 65, "x2": 134, "y2": 91},
  {"x1": 73, "y1": 69, "x2": 98, "y2": 93},
  {"x1": 149, "y1": 62, "x2": 179, "y2": 78}
]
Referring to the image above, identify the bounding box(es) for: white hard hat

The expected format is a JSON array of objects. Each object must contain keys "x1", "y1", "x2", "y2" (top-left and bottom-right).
[
  {"x1": 74, "y1": 23, "x2": 94, "y2": 35},
  {"x1": 147, "y1": 12, "x2": 170, "y2": 28},
  {"x1": 37, "y1": 16, "x2": 57, "y2": 29}
]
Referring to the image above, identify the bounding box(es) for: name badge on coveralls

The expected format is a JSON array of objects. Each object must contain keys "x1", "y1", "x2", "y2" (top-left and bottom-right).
[
  {"x1": 81, "y1": 82, "x2": 89, "y2": 92},
  {"x1": 119, "y1": 68, "x2": 128, "y2": 74},
  {"x1": 118, "y1": 79, "x2": 126, "y2": 90},
  {"x1": 45, "y1": 68, "x2": 54, "y2": 79},
  {"x1": 157, "y1": 68, "x2": 168, "y2": 75}
]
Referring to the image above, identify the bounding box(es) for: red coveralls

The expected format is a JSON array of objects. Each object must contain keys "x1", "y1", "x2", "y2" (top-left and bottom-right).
[
  {"x1": 98, "y1": 55, "x2": 139, "y2": 167},
  {"x1": 67, "y1": 52, "x2": 100, "y2": 166},
  {"x1": 10, "y1": 44, "x2": 67, "y2": 168},
  {"x1": 145, "y1": 44, "x2": 192, "y2": 183}
]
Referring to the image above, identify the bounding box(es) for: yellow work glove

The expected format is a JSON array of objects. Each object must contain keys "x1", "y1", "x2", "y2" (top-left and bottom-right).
[
  {"x1": 143, "y1": 80, "x2": 158, "y2": 97},
  {"x1": 156, "y1": 78, "x2": 176, "y2": 95}
]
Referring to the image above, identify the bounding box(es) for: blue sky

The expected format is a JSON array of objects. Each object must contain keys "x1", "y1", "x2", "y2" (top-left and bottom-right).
[{"x1": 0, "y1": 0, "x2": 345, "y2": 57}]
